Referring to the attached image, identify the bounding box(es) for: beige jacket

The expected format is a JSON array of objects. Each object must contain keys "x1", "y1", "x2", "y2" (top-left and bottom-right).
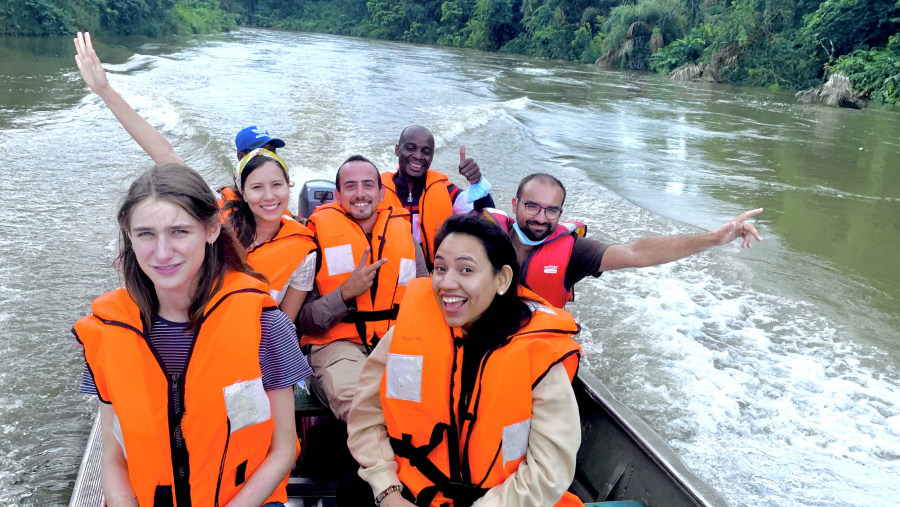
[{"x1": 346, "y1": 327, "x2": 581, "y2": 506}]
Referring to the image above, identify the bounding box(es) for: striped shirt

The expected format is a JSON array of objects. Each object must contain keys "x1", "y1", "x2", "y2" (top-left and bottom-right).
[{"x1": 79, "y1": 308, "x2": 310, "y2": 396}]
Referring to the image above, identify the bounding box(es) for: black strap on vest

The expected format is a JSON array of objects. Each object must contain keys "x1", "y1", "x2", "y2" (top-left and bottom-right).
[
  {"x1": 153, "y1": 485, "x2": 174, "y2": 507},
  {"x1": 340, "y1": 305, "x2": 400, "y2": 323},
  {"x1": 390, "y1": 426, "x2": 488, "y2": 507},
  {"x1": 341, "y1": 304, "x2": 400, "y2": 352}
]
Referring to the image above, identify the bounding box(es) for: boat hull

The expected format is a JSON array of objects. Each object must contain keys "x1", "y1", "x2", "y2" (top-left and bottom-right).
[{"x1": 70, "y1": 370, "x2": 728, "y2": 506}]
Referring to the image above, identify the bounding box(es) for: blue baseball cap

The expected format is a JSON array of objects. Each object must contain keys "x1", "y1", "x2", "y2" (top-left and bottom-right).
[{"x1": 235, "y1": 126, "x2": 286, "y2": 152}]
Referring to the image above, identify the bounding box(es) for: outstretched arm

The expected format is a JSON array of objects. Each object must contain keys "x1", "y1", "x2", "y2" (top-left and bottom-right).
[
  {"x1": 599, "y1": 208, "x2": 764, "y2": 272},
  {"x1": 73, "y1": 32, "x2": 182, "y2": 166}
]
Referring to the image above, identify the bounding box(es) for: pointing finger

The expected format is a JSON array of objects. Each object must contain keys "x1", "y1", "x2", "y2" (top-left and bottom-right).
[
  {"x1": 369, "y1": 257, "x2": 389, "y2": 270},
  {"x1": 736, "y1": 208, "x2": 764, "y2": 223}
]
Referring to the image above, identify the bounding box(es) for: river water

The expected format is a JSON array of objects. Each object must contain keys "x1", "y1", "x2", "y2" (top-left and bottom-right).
[{"x1": 1, "y1": 29, "x2": 898, "y2": 506}]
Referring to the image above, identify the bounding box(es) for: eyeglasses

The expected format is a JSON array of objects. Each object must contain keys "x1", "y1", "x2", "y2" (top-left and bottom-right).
[{"x1": 521, "y1": 201, "x2": 562, "y2": 220}]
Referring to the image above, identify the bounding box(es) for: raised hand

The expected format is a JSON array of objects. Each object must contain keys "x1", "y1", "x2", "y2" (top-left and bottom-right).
[
  {"x1": 713, "y1": 208, "x2": 764, "y2": 248},
  {"x1": 340, "y1": 247, "x2": 389, "y2": 302},
  {"x1": 73, "y1": 32, "x2": 109, "y2": 94},
  {"x1": 71, "y1": 31, "x2": 183, "y2": 165},
  {"x1": 458, "y1": 145, "x2": 482, "y2": 184}
]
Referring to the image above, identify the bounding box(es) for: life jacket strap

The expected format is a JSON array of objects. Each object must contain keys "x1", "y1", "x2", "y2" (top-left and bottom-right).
[
  {"x1": 341, "y1": 304, "x2": 400, "y2": 352},
  {"x1": 340, "y1": 305, "x2": 400, "y2": 323},
  {"x1": 390, "y1": 427, "x2": 488, "y2": 507}
]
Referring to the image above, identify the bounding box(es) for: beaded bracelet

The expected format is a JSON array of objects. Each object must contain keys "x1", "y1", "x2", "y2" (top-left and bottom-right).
[{"x1": 374, "y1": 484, "x2": 404, "y2": 506}]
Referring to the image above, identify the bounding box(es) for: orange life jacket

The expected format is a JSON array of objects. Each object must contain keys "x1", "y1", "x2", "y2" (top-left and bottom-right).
[
  {"x1": 381, "y1": 169, "x2": 455, "y2": 266},
  {"x1": 303, "y1": 202, "x2": 417, "y2": 350},
  {"x1": 73, "y1": 271, "x2": 298, "y2": 507},
  {"x1": 216, "y1": 186, "x2": 240, "y2": 224},
  {"x1": 247, "y1": 215, "x2": 316, "y2": 301},
  {"x1": 482, "y1": 208, "x2": 587, "y2": 308},
  {"x1": 381, "y1": 278, "x2": 583, "y2": 506}
]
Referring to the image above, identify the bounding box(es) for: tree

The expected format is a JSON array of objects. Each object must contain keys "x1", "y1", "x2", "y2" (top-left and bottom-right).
[
  {"x1": 599, "y1": 0, "x2": 687, "y2": 70},
  {"x1": 465, "y1": 0, "x2": 521, "y2": 50}
]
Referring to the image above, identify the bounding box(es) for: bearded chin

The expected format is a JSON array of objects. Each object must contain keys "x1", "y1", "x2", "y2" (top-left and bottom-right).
[{"x1": 523, "y1": 222, "x2": 553, "y2": 241}]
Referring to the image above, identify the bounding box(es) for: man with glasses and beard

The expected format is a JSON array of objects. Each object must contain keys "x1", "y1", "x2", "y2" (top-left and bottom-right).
[{"x1": 484, "y1": 173, "x2": 763, "y2": 309}]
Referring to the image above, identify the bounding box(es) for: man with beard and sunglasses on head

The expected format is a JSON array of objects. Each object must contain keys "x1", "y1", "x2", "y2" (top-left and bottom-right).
[
  {"x1": 484, "y1": 173, "x2": 763, "y2": 309},
  {"x1": 297, "y1": 155, "x2": 429, "y2": 422}
]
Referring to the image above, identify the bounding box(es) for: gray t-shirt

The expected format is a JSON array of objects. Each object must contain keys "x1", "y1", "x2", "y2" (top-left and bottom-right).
[{"x1": 563, "y1": 236, "x2": 611, "y2": 289}]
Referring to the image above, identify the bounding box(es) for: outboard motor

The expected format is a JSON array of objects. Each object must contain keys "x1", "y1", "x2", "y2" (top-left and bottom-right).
[{"x1": 298, "y1": 179, "x2": 336, "y2": 218}]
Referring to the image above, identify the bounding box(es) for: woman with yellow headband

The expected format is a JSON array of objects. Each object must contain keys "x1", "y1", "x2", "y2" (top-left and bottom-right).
[
  {"x1": 225, "y1": 148, "x2": 317, "y2": 320},
  {"x1": 74, "y1": 32, "x2": 316, "y2": 321}
]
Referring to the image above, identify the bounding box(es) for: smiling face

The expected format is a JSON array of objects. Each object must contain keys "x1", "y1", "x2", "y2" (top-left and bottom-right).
[
  {"x1": 395, "y1": 126, "x2": 435, "y2": 180},
  {"x1": 336, "y1": 160, "x2": 384, "y2": 227},
  {"x1": 128, "y1": 197, "x2": 220, "y2": 303},
  {"x1": 242, "y1": 160, "x2": 290, "y2": 224},
  {"x1": 512, "y1": 178, "x2": 565, "y2": 242},
  {"x1": 431, "y1": 233, "x2": 512, "y2": 329}
]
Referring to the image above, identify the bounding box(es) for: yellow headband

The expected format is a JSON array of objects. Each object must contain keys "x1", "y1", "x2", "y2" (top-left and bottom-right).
[{"x1": 234, "y1": 148, "x2": 289, "y2": 193}]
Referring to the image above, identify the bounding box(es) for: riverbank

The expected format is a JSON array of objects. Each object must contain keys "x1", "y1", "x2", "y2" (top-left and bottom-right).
[
  {"x1": 0, "y1": 0, "x2": 237, "y2": 37},
  {"x1": 3, "y1": 1, "x2": 898, "y2": 107}
]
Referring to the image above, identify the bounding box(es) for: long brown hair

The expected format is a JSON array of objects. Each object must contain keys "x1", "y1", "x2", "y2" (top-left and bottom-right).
[{"x1": 116, "y1": 163, "x2": 264, "y2": 333}]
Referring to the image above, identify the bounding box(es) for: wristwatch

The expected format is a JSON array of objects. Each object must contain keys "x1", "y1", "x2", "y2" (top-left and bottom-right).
[{"x1": 374, "y1": 484, "x2": 404, "y2": 506}]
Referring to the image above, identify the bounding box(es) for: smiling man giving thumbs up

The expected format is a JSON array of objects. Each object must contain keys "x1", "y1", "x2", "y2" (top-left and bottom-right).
[
  {"x1": 381, "y1": 125, "x2": 495, "y2": 269},
  {"x1": 298, "y1": 155, "x2": 429, "y2": 421}
]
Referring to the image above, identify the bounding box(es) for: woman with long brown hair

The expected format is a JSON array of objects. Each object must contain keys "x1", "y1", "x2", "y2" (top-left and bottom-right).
[{"x1": 74, "y1": 164, "x2": 307, "y2": 506}]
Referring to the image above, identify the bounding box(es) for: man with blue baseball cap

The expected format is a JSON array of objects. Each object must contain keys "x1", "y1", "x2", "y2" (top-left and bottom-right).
[{"x1": 235, "y1": 125, "x2": 286, "y2": 161}]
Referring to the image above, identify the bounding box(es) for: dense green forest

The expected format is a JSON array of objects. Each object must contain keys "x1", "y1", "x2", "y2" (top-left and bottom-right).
[{"x1": 3, "y1": 0, "x2": 898, "y2": 105}]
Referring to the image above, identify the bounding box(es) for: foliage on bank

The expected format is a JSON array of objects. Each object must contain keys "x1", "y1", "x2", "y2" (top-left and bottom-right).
[
  {"x1": 229, "y1": 0, "x2": 899, "y2": 105},
  {"x1": 647, "y1": 0, "x2": 900, "y2": 105},
  {"x1": 827, "y1": 34, "x2": 900, "y2": 105},
  {"x1": 4, "y1": 0, "x2": 899, "y2": 106},
  {"x1": 0, "y1": 0, "x2": 236, "y2": 36}
]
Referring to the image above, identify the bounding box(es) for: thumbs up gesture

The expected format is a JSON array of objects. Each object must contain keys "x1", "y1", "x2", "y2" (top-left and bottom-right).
[{"x1": 458, "y1": 145, "x2": 482, "y2": 185}]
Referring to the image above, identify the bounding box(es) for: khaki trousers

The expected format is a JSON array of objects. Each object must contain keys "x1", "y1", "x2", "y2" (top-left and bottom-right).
[{"x1": 308, "y1": 340, "x2": 368, "y2": 422}]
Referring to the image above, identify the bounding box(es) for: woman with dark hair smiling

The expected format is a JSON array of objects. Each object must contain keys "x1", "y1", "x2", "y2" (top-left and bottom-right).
[
  {"x1": 73, "y1": 164, "x2": 307, "y2": 505},
  {"x1": 347, "y1": 214, "x2": 584, "y2": 507}
]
